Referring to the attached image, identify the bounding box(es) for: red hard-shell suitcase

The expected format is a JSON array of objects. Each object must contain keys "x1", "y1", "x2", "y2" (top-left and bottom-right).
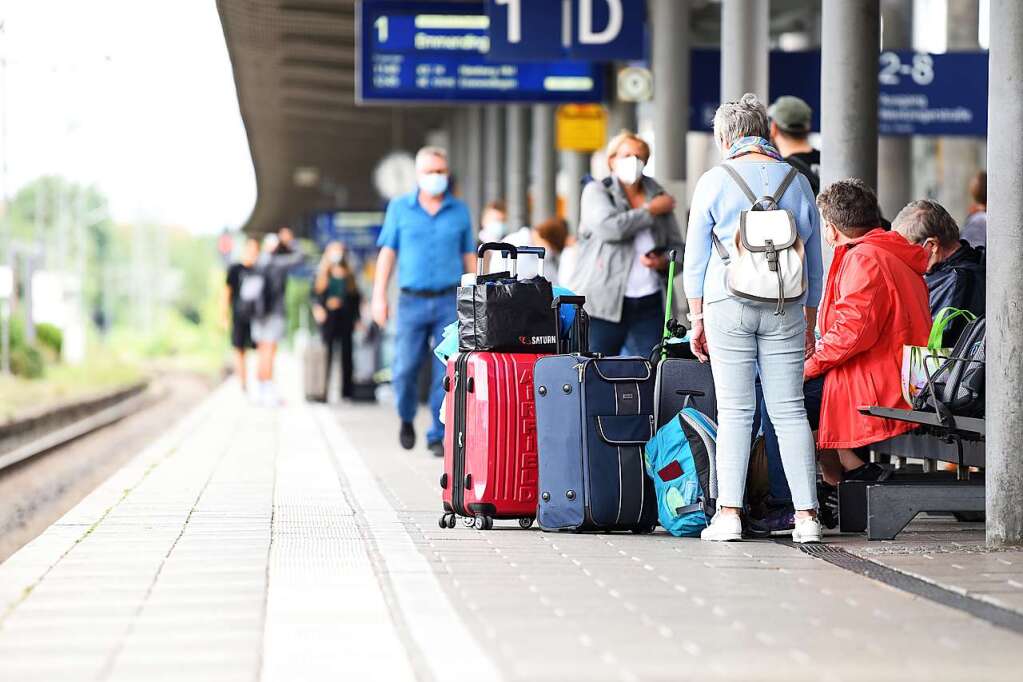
[{"x1": 440, "y1": 352, "x2": 544, "y2": 530}]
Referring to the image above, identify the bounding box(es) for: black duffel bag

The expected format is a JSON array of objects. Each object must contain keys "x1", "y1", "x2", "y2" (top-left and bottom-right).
[{"x1": 458, "y1": 243, "x2": 558, "y2": 353}]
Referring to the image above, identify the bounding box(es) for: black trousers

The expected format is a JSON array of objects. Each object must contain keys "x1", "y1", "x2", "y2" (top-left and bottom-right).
[{"x1": 321, "y1": 312, "x2": 354, "y2": 399}]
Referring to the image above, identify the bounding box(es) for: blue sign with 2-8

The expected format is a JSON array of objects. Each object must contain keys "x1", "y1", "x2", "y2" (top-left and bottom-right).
[
  {"x1": 688, "y1": 50, "x2": 987, "y2": 137},
  {"x1": 486, "y1": 0, "x2": 645, "y2": 62},
  {"x1": 357, "y1": 1, "x2": 604, "y2": 104}
]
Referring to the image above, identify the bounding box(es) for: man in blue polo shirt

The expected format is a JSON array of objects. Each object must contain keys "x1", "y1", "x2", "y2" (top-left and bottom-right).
[{"x1": 372, "y1": 146, "x2": 477, "y2": 456}]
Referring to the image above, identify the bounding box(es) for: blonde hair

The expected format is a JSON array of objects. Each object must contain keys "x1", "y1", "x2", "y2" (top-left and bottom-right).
[{"x1": 606, "y1": 131, "x2": 651, "y2": 168}]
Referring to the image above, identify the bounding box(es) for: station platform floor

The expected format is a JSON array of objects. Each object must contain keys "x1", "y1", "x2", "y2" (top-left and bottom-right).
[{"x1": 1, "y1": 369, "x2": 1022, "y2": 681}]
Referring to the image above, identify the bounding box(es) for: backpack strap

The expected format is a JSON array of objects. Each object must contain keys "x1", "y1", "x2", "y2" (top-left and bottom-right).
[
  {"x1": 771, "y1": 167, "x2": 800, "y2": 204},
  {"x1": 710, "y1": 232, "x2": 731, "y2": 265},
  {"x1": 719, "y1": 163, "x2": 757, "y2": 204}
]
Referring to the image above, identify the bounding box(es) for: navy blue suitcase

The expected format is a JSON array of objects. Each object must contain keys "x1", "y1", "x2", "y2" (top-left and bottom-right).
[{"x1": 534, "y1": 356, "x2": 659, "y2": 532}]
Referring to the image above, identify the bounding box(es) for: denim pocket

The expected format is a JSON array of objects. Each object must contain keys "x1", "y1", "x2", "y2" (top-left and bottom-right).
[{"x1": 707, "y1": 298, "x2": 745, "y2": 335}]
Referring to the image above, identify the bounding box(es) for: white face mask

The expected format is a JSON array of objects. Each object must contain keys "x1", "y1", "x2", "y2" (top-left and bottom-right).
[
  {"x1": 614, "y1": 155, "x2": 645, "y2": 186},
  {"x1": 480, "y1": 221, "x2": 507, "y2": 241}
]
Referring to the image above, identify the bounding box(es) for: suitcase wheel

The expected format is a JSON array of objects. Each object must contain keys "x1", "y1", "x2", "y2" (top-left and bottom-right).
[
  {"x1": 462, "y1": 516, "x2": 475, "y2": 528},
  {"x1": 438, "y1": 513, "x2": 457, "y2": 529},
  {"x1": 631, "y1": 524, "x2": 657, "y2": 535},
  {"x1": 473, "y1": 515, "x2": 494, "y2": 531},
  {"x1": 518, "y1": 517, "x2": 534, "y2": 529}
]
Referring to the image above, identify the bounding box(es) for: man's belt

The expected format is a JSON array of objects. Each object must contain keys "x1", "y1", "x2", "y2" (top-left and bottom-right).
[{"x1": 400, "y1": 286, "x2": 457, "y2": 298}]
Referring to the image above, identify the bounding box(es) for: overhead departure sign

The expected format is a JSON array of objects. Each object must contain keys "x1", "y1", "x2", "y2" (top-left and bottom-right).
[
  {"x1": 687, "y1": 50, "x2": 987, "y2": 137},
  {"x1": 357, "y1": 1, "x2": 604, "y2": 104},
  {"x1": 486, "y1": 0, "x2": 646, "y2": 62}
]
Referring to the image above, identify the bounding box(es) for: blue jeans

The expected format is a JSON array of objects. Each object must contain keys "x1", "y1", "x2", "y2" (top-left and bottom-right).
[
  {"x1": 589, "y1": 293, "x2": 664, "y2": 357},
  {"x1": 704, "y1": 297, "x2": 818, "y2": 511},
  {"x1": 758, "y1": 376, "x2": 825, "y2": 506},
  {"x1": 392, "y1": 291, "x2": 456, "y2": 444}
]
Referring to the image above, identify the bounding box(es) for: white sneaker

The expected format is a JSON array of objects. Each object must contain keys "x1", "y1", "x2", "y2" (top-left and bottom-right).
[
  {"x1": 700, "y1": 512, "x2": 743, "y2": 542},
  {"x1": 792, "y1": 516, "x2": 823, "y2": 544}
]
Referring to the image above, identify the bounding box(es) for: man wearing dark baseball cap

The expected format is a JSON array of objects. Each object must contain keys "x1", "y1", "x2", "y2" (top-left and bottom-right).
[{"x1": 768, "y1": 96, "x2": 821, "y2": 195}]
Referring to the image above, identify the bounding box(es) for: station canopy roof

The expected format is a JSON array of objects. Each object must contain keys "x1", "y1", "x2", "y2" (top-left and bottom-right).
[{"x1": 217, "y1": 0, "x2": 818, "y2": 235}]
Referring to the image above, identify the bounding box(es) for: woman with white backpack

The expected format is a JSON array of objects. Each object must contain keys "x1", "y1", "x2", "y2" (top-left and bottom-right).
[{"x1": 682, "y1": 93, "x2": 825, "y2": 543}]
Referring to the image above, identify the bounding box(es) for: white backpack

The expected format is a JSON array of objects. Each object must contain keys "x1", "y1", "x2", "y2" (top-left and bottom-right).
[{"x1": 711, "y1": 163, "x2": 807, "y2": 314}]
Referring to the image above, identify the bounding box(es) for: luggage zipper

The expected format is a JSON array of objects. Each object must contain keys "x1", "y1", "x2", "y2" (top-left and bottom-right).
[{"x1": 573, "y1": 361, "x2": 586, "y2": 383}]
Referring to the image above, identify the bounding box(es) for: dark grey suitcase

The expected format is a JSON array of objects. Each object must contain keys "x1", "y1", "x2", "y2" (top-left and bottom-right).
[
  {"x1": 534, "y1": 355, "x2": 659, "y2": 533},
  {"x1": 654, "y1": 358, "x2": 717, "y2": 428}
]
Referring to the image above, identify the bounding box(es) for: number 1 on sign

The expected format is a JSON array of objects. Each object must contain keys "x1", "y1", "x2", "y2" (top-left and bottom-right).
[
  {"x1": 375, "y1": 16, "x2": 389, "y2": 43},
  {"x1": 497, "y1": 0, "x2": 522, "y2": 43}
]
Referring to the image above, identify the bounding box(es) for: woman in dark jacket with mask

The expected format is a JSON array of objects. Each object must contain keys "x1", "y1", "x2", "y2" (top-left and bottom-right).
[
  {"x1": 571, "y1": 131, "x2": 684, "y2": 356},
  {"x1": 312, "y1": 242, "x2": 362, "y2": 400}
]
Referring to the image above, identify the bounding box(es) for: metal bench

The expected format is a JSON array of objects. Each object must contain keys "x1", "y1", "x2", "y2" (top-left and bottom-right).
[{"x1": 843, "y1": 407, "x2": 985, "y2": 540}]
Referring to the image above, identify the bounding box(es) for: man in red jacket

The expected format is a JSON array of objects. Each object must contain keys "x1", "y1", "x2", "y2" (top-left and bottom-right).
[{"x1": 805, "y1": 180, "x2": 932, "y2": 488}]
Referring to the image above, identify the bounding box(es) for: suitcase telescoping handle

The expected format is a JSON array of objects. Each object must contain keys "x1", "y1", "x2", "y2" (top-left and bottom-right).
[
  {"x1": 514, "y1": 246, "x2": 546, "y2": 279},
  {"x1": 660, "y1": 249, "x2": 679, "y2": 361},
  {"x1": 552, "y1": 295, "x2": 590, "y2": 355},
  {"x1": 477, "y1": 241, "x2": 518, "y2": 278}
]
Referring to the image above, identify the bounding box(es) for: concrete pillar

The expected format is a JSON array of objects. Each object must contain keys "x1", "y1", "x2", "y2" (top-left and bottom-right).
[
  {"x1": 939, "y1": 0, "x2": 983, "y2": 224},
  {"x1": 505, "y1": 105, "x2": 530, "y2": 231},
  {"x1": 465, "y1": 106, "x2": 485, "y2": 228},
  {"x1": 651, "y1": 0, "x2": 690, "y2": 219},
  {"x1": 608, "y1": 62, "x2": 638, "y2": 137},
  {"x1": 820, "y1": 0, "x2": 880, "y2": 191},
  {"x1": 447, "y1": 110, "x2": 466, "y2": 193},
  {"x1": 562, "y1": 151, "x2": 589, "y2": 235},
  {"x1": 531, "y1": 104, "x2": 557, "y2": 224},
  {"x1": 720, "y1": 0, "x2": 769, "y2": 103},
  {"x1": 986, "y1": 0, "x2": 1023, "y2": 547},
  {"x1": 484, "y1": 106, "x2": 506, "y2": 206},
  {"x1": 878, "y1": 0, "x2": 913, "y2": 219}
]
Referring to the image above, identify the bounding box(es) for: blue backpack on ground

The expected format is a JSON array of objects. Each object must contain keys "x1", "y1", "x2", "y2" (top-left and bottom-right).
[{"x1": 644, "y1": 399, "x2": 718, "y2": 537}]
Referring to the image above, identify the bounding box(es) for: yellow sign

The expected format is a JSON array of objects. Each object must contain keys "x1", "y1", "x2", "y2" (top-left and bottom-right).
[{"x1": 556, "y1": 104, "x2": 608, "y2": 152}]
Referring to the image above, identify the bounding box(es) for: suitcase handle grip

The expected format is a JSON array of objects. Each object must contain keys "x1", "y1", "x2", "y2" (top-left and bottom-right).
[
  {"x1": 515, "y1": 246, "x2": 546, "y2": 278},
  {"x1": 675, "y1": 389, "x2": 705, "y2": 409},
  {"x1": 552, "y1": 296, "x2": 585, "y2": 309},
  {"x1": 477, "y1": 241, "x2": 518, "y2": 278}
]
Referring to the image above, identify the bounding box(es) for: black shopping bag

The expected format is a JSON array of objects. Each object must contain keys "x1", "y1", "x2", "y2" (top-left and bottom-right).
[{"x1": 457, "y1": 243, "x2": 558, "y2": 353}]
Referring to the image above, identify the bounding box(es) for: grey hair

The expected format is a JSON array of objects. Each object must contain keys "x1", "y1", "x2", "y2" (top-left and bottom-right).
[
  {"x1": 415, "y1": 145, "x2": 448, "y2": 171},
  {"x1": 892, "y1": 200, "x2": 960, "y2": 247},
  {"x1": 713, "y1": 93, "x2": 770, "y2": 149}
]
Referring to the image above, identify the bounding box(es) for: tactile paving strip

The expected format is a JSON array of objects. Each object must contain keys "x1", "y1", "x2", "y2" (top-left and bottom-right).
[{"x1": 784, "y1": 540, "x2": 1023, "y2": 635}]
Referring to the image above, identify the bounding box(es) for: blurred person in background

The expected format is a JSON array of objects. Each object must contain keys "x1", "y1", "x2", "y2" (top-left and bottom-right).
[
  {"x1": 768, "y1": 96, "x2": 821, "y2": 196},
  {"x1": 892, "y1": 199, "x2": 985, "y2": 346},
  {"x1": 573, "y1": 131, "x2": 684, "y2": 357},
  {"x1": 478, "y1": 199, "x2": 509, "y2": 243},
  {"x1": 961, "y1": 170, "x2": 987, "y2": 248},
  {"x1": 372, "y1": 146, "x2": 476, "y2": 457},
  {"x1": 222, "y1": 236, "x2": 261, "y2": 393},
  {"x1": 252, "y1": 226, "x2": 305, "y2": 407},
  {"x1": 311, "y1": 242, "x2": 362, "y2": 401},
  {"x1": 497, "y1": 217, "x2": 569, "y2": 284}
]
